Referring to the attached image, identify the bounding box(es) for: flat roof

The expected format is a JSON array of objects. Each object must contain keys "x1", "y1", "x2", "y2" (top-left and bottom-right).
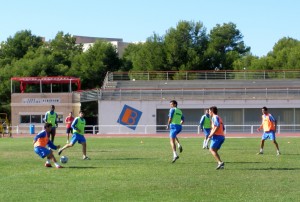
[{"x1": 11, "y1": 76, "x2": 81, "y2": 92}]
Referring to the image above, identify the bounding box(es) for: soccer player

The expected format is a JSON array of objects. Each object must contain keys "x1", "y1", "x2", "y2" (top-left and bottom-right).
[
  {"x1": 257, "y1": 106, "x2": 281, "y2": 155},
  {"x1": 43, "y1": 105, "x2": 58, "y2": 143},
  {"x1": 65, "y1": 112, "x2": 74, "y2": 143},
  {"x1": 58, "y1": 110, "x2": 90, "y2": 160},
  {"x1": 166, "y1": 100, "x2": 184, "y2": 163},
  {"x1": 207, "y1": 106, "x2": 225, "y2": 170},
  {"x1": 33, "y1": 123, "x2": 63, "y2": 168},
  {"x1": 199, "y1": 108, "x2": 211, "y2": 149}
]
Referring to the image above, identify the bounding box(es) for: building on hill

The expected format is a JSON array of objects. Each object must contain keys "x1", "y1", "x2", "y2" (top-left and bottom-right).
[{"x1": 73, "y1": 35, "x2": 130, "y2": 57}]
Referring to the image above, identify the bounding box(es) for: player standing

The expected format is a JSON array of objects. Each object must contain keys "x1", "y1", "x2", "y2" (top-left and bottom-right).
[
  {"x1": 199, "y1": 108, "x2": 211, "y2": 149},
  {"x1": 257, "y1": 106, "x2": 280, "y2": 155},
  {"x1": 43, "y1": 105, "x2": 58, "y2": 143},
  {"x1": 65, "y1": 112, "x2": 74, "y2": 143},
  {"x1": 207, "y1": 106, "x2": 225, "y2": 170}
]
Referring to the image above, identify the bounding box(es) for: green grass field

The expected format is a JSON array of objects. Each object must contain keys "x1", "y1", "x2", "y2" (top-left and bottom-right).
[{"x1": 1, "y1": 136, "x2": 300, "y2": 202}]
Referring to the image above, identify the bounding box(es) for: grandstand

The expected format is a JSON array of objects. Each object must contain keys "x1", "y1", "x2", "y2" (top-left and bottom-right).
[{"x1": 77, "y1": 70, "x2": 300, "y2": 135}]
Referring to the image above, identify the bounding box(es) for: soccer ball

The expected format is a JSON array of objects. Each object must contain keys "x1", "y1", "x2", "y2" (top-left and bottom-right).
[{"x1": 60, "y1": 156, "x2": 68, "y2": 164}]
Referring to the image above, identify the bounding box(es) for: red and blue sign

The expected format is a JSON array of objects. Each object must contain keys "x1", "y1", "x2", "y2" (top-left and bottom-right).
[{"x1": 117, "y1": 105, "x2": 142, "y2": 130}]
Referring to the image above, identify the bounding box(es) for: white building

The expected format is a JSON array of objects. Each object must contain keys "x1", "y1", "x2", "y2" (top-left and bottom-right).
[{"x1": 73, "y1": 35, "x2": 130, "y2": 57}]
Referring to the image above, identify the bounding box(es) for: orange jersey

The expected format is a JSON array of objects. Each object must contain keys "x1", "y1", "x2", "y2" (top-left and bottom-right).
[
  {"x1": 211, "y1": 115, "x2": 224, "y2": 136},
  {"x1": 33, "y1": 130, "x2": 57, "y2": 149},
  {"x1": 261, "y1": 113, "x2": 276, "y2": 132}
]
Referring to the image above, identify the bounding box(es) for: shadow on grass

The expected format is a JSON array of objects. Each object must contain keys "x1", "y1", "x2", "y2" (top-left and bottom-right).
[
  {"x1": 201, "y1": 161, "x2": 263, "y2": 164},
  {"x1": 67, "y1": 166, "x2": 99, "y2": 169},
  {"x1": 245, "y1": 167, "x2": 300, "y2": 170},
  {"x1": 89, "y1": 150, "x2": 120, "y2": 153},
  {"x1": 106, "y1": 157, "x2": 154, "y2": 161}
]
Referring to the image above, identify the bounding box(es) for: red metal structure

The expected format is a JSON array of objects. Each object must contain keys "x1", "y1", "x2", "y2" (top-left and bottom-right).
[{"x1": 11, "y1": 76, "x2": 81, "y2": 93}]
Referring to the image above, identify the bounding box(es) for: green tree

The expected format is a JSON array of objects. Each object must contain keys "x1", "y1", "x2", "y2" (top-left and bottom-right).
[
  {"x1": 206, "y1": 22, "x2": 250, "y2": 70},
  {"x1": 164, "y1": 20, "x2": 208, "y2": 71},
  {"x1": 126, "y1": 33, "x2": 167, "y2": 72},
  {"x1": 42, "y1": 31, "x2": 83, "y2": 76},
  {"x1": 68, "y1": 40, "x2": 121, "y2": 89},
  {"x1": 267, "y1": 37, "x2": 300, "y2": 70},
  {"x1": 286, "y1": 45, "x2": 300, "y2": 69},
  {"x1": 232, "y1": 54, "x2": 258, "y2": 70},
  {"x1": 121, "y1": 43, "x2": 143, "y2": 71},
  {"x1": 0, "y1": 30, "x2": 43, "y2": 67}
]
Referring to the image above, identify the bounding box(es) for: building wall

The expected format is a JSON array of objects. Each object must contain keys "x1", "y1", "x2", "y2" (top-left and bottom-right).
[
  {"x1": 11, "y1": 93, "x2": 80, "y2": 133},
  {"x1": 74, "y1": 35, "x2": 129, "y2": 57},
  {"x1": 98, "y1": 99, "x2": 300, "y2": 134}
]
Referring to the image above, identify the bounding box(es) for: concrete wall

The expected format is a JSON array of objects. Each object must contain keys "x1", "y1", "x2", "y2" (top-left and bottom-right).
[
  {"x1": 98, "y1": 99, "x2": 300, "y2": 134},
  {"x1": 98, "y1": 100, "x2": 158, "y2": 134}
]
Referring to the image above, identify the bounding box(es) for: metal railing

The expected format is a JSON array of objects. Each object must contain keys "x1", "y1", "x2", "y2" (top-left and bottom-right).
[
  {"x1": 7, "y1": 124, "x2": 300, "y2": 135},
  {"x1": 83, "y1": 124, "x2": 300, "y2": 135},
  {"x1": 78, "y1": 87, "x2": 300, "y2": 102},
  {"x1": 76, "y1": 70, "x2": 300, "y2": 102},
  {"x1": 108, "y1": 70, "x2": 300, "y2": 81}
]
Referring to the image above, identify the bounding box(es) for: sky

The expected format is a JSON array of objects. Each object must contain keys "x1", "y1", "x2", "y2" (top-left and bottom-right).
[{"x1": 0, "y1": 0, "x2": 299, "y2": 57}]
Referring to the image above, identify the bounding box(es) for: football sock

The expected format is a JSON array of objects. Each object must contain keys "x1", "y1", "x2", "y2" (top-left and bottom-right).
[
  {"x1": 173, "y1": 151, "x2": 177, "y2": 158},
  {"x1": 46, "y1": 160, "x2": 51, "y2": 164},
  {"x1": 54, "y1": 163, "x2": 60, "y2": 167}
]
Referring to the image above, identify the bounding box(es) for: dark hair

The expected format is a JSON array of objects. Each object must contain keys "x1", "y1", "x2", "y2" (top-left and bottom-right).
[
  {"x1": 262, "y1": 106, "x2": 268, "y2": 111},
  {"x1": 170, "y1": 100, "x2": 178, "y2": 107},
  {"x1": 44, "y1": 123, "x2": 52, "y2": 129},
  {"x1": 51, "y1": 105, "x2": 55, "y2": 109},
  {"x1": 209, "y1": 106, "x2": 218, "y2": 114}
]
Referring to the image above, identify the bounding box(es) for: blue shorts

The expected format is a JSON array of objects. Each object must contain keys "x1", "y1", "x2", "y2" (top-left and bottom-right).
[
  {"x1": 210, "y1": 135, "x2": 225, "y2": 149},
  {"x1": 70, "y1": 133, "x2": 86, "y2": 145},
  {"x1": 169, "y1": 124, "x2": 182, "y2": 139},
  {"x1": 262, "y1": 131, "x2": 276, "y2": 140},
  {"x1": 202, "y1": 128, "x2": 211, "y2": 138},
  {"x1": 34, "y1": 146, "x2": 51, "y2": 158}
]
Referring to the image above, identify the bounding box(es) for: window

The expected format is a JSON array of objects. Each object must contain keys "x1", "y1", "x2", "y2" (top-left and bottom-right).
[
  {"x1": 57, "y1": 115, "x2": 64, "y2": 123},
  {"x1": 20, "y1": 115, "x2": 30, "y2": 123},
  {"x1": 20, "y1": 114, "x2": 64, "y2": 124},
  {"x1": 31, "y1": 115, "x2": 41, "y2": 123}
]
